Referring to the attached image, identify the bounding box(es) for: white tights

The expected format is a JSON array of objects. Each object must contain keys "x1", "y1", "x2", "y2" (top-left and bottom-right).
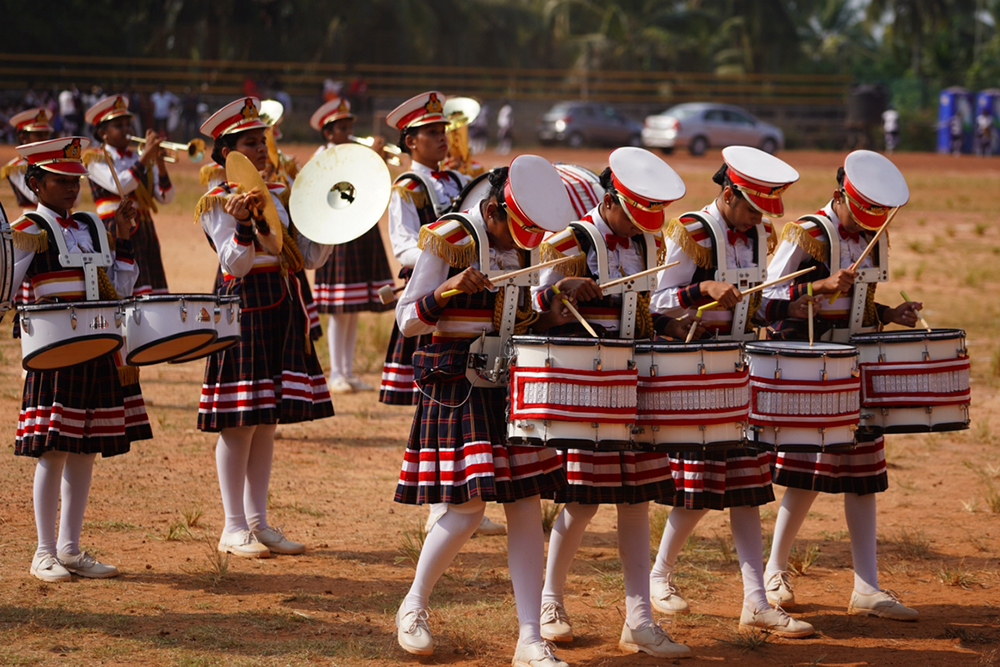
[
  {"x1": 327, "y1": 313, "x2": 360, "y2": 379},
  {"x1": 766, "y1": 487, "x2": 880, "y2": 595},
  {"x1": 652, "y1": 506, "x2": 770, "y2": 611},
  {"x1": 543, "y1": 502, "x2": 654, "y2": 629},
  {"x1": 215, "y1": 424, "x2": 277, "y2": 533},
  {"x1": 33, "y1": 450, "x2": 97, "y2": 556}
]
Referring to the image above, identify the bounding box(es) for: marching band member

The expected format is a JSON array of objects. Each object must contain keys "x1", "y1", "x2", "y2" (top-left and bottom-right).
[
  {"x1": 379, "y1": 91, "x2": 468, "y2": 406},
  {"x1": 9, "y1": 137, "x2": 149, "y2": 582},
  {"x1": 759, "y1": 150, "x2": 920, "y2": 621},
  {"x1": 84, "y1": 94, "x2": 174, "y2": 295},
  {"x1": 648, "y1": 146, "x2": 815, "y2": 637},
  {"x1": 393, "y1": 157, "x2": 575, "y2": 667},
  {"x1": 308, "y1": 97, "x2": 394, "y2": 394},
  {"x1": 195, "y1": 98, "x2": 334, "y2": 559},
  {"x1": 531, "y1": 148, "x2": 691, "y2": 658}
]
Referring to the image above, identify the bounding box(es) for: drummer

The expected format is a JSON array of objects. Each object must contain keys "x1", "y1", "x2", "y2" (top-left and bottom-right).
[
  {"x1": 9, "y1": 136, "x2": 149, "y2": 583},
  {"x1": 530, "y1": 147, "x2": 691, "y2": 657},
  {"x1": 759, "y1": 150, "x2": 920, "y2": 621},
  {"x1": 379, "y1": 91, "x2": 468, "y2": 406},
  {"x1": 648, "y1": 146, "x2": 816, "y2": 637},
  {"x1": 307, "y1": 97, "x2": 395, "y2": 395},
  {"x1": 195, "y1": 97, "x2": 334, "y2": 559},
  {"x1": 393, "y1": 156, "x2": 578, "y2": 667}
]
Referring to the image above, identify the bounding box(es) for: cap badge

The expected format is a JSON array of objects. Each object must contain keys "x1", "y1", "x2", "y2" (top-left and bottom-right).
[
  {"x1": 113, "y1": 96, "x2": 127, "y2": 111},
  {"x1": 63, "y1": 138, "x2": 83, "y2": 160},
  {"x1": 241, "y1": 99, "x2": 258, "y2": 121},
  {"x1": 426, "y1": 93, "x2": 443, "y2": 115}
]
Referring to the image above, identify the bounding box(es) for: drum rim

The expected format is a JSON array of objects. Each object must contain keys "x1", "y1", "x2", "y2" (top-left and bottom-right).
[
  {"x1": 167, "y1": 335, "x2": 240, "y2": 363},
  {"x1": 635, "y1": 340, "x2": 743, "y2": 353},
  {"x1": 127, "y1": 293, "x2": 220, "y2": 303},
  {"x1": 21, "y1": 334, "x2": 123, "y2": 372},
  {"x1": 18, "y1": 299, "x2": 123, "y2": 312},
  {"x1": 125, "y1": 329, "x2": 218, "y2": 366},
  {"x1": 511, "y1": 335, "x2": 635, "y2": 348},
  {"x1": 850, "y1": 327, "x2": 965, "y2": 343},
  {"x1": 746, "y1": 340, "x2": 857, "y2": 358}
]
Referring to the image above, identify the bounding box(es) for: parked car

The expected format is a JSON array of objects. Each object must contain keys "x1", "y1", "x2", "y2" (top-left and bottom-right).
[
  {"x1": 538, "y1": 101, "x2": 643, "y2": 148},
  {"x1": 641, "y1": 103, "x2": 784, "y2": 156}
]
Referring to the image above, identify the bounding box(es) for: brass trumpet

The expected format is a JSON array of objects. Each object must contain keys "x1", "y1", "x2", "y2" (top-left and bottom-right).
[
  {"x1": 127, "y1": 135, "x2": 206, "y2": 163},
  {"x1": 349, "y1": 135, "x2": 402, "y2": 166}
]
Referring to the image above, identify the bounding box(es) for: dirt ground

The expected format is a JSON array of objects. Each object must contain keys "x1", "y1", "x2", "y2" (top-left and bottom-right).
[{"x1": 1, "y1": 144, "x2": 999, "y2": 667}]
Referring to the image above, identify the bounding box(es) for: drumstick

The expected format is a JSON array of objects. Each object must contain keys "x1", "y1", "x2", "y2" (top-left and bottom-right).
[
  {"x1": 600, "y1": 261, "x2": 680, "y2": 292},
  {"x1": 102, "y1": 147, "x2": 136, "y2": 234},
  {"x1": 683, "y1": 266, "x2": 817, "y2": 343},
  {"x1": 900, "y1": 290, "x2": 932, "y2": 331},
  {"x1": 440, "y1": 256, "x2": 576, "y2": 298},
  {"x1": 828, "y1": 206, "x2": 900, "y2": 304},
  {"x1": 807, "y1": 281, "x2": 814, "y2": 347},
  {"x1": 552, "y1": 284, "x2": 598, "y2": 338}
]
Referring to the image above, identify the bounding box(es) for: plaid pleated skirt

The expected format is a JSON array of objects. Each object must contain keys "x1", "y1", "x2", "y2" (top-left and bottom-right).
[
  {"x1": 552, "y1": 449, "x2": 675, "y2": 505},
  {"x1": 313, "y1": 226, "x2": 394, "y2": 314},
  {"x1": 215, "y1": 266, "x2": 321, "y2": 341},
  {"x1": 15, "y1": 355, "x2": 152, "y2": 457},
  {"x1": 773, "y1": 436, "x2": 888, "y2": 495},
  {"x1": 126, "y1": 209, "x2": 169, "y2": 295},
  {"x1": 662, "y1": 447, "x2": 775, "y2": 510},
  {"x1": 395, "y1": 379, "x2": 566, "y2": 505},
  {"x1": 197, "y1": 270, "x2": 334, "y2": 432}
]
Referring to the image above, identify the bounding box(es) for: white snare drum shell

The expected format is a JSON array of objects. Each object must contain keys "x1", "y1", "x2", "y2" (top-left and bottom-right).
[
  {"x1": 167, "y1": 294, "x2": 242, "y2": 364},
  {"x1": 123, "y1": 294, "x2": 219, "y2": 365},
  {"x1": 18, "y1": 300, "x2": 124, "y2": 371}
]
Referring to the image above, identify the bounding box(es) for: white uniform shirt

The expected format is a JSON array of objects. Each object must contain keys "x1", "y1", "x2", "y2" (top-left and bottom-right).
[
  {"x1": 387, "y1": 161, "x2": 467, "y2": 269},
  {"x1": 86, "y1": 145, "x2": 174, "y2": 218}
]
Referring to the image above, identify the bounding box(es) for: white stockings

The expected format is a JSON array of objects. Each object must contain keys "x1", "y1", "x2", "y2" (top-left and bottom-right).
[
  {"x1": 216, "y1": 424, "x2": 277, "y2": 533},
  {"x1": 33, "y1": 450, "x2": 97, "y2": 556}
]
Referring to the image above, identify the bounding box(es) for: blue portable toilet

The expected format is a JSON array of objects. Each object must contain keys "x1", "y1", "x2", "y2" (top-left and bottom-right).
[
  {"x1": 937, "y1": 87, "x2": 975, "y2": 154},
  {"x1": 975, "y1": 89, "x2": 1000, "y2": 154}
]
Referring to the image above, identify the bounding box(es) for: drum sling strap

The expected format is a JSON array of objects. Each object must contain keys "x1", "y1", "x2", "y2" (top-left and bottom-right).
[{"x1": 397, "y1": 170, "x2": 464, "y2": 217}]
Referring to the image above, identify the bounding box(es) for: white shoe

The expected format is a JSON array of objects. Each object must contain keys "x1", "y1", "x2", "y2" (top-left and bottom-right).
[
  {"x1": 540, "y1": 601, "x2": 573, "y2": 642},
  {"x1": 511, "y1": 640, "x2": 567, "y2": 667},
  {"x1": 765, "y1": 570, "x2": 796, "y2": 608},
  {"x1": 30, "y1": 552, "x2": 71, "y2": 583},
  {"x1": 619, "y1": 622, "x2": 691, "y2": 658},
  {"x1": 57, "y1": 551, "x2": 119, "y2": 578},
  {"x1": 252, "y1": 526, "x2": 305, "y2": 555},
  {"x1": 328, "y1": 375, "x2": 354, "y2": 395},
  {"x1": 395, "y1": 604, "x2": 433, "y2": 655},
  {"x1": 476, "y1": 515, "x2": 506, "y2": 536},
  {"x1": 218, "y1": 529, "x2": 271, "y2": 558},
  {"x1": 346, "y1": 376, "x2": 374, "y2": 392},
  {"x1": 848, "y1": 589, "x2": 919, "y2": 621},
  {"x1": 739, "y1": 604, "x2": 814, "y2": 638},
  {"x1": 650, "y1": 573, "x2": 690, "y2": 614}
]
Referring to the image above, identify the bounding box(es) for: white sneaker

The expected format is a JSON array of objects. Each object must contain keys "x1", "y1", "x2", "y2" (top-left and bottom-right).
[
  {"x1": 328, "y1": 375, "x2": 354, "y2": 395},
  {"x1": 848, "y1": 589, "x2": 919, "y2": 621},
  {"x1": 252, "y1": 526, "x2": 305, "y2": 555},
  {"x1": 57, "y1": 551, "x2": 119, "y2": 578},
  {"x1": 395, "y1": 604, "x2": 433, "y2": 655},
  {"x1": 511, "y1": 640, "x2": 567, "y2": 667},
  {"x1": 346, "y1": 376, "x2": 374, "y2": 392},
  {"x1": 650, "y1": 573, "x2": 690, "y2": 614},
  {"x1": 765, "y1": 570, "x2": 796, "y2": 608},
  {"x1": 619, "y1": 622, "x2": 691, "y2": 658},
  {"x1": 218, "y1": 529, "x2": 271, "y2": 558},
  {"x1": 30, "y1": 552, "x2": 71, "y2": 583},
  {"x1": 540, "y1": 601, "x2": 573, "y2": 642},
  {"x1": 739, "y1": 604, "x2": 815, "y2": 638},
  {"x1": 476, "y1": 515, "x2": 506, "y2": 536}
]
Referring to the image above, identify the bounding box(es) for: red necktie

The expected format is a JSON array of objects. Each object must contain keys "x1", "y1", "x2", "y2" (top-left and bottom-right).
[
  {"x1": 605, "y1": 233, "x2": 630, "y2": 251},
  {"x1": 838, "y1": 225, "x2": 860, "y2": 243},
  {"x1": 727, "y1": 229, "x2": 748, "y2": 245},
  {"x1": 56, "y1": 215, "x2": 78, "y2": 229},
  {"x1": 430, "y1": 170, "x2": 449, "y2": 180}
]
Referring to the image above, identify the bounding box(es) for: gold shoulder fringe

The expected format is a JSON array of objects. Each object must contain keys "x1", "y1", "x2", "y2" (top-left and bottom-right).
[
  {"x1": 200, "y1": 164, "x2": 226, "y2": 187},
  {"x1": 1, "y1": 162, "x2": 25, "y2": 180},
  {"x1": 863, "y1": 283, "x2": 878, "y2": 328},
  {"x1": 276, "y1": 187, "x2": 291, "y2": 212},
  {"x1": 117, "y1": 365, "x2": 139, "y2": 386},
  {"x1": 280, "y1": 224, "x2": 305, "y2": 274},
  {"x1": 417, "y1": 225, "x2": 476, "y2": 269},
  {"x1": 393, "y1": 183, "x2": 429, "y2": 210},
  {"x1": 665, "y1": 217, "x2": 712, "y2": 269},
  {"x1": 538, "y1": 241, "x2": 586, "y2": 277},
  {"x1": 12, "y1": 228, "x2": 48, "y2": 253},
  {"x1": 653, "y1": 233, "x2": 667, "y2": 266},
  {"x1": 193, "y1": 194, "x2": 229, "y2": 223},
  {"x1": 81, "y1": 149, "x2": 103, "y2": 167},
  {"x1": 281, "y1": 154, "x2": 299, "y2": 180},
  {"x1": 493, "y1": 285, "x2": 539, "y2": 335},
  {"x1": 780, "y1": 222, "x2": 827, "y2": 264},
  {"x1": 766, "y1": 225, "x2": 777, "y2": 254}
]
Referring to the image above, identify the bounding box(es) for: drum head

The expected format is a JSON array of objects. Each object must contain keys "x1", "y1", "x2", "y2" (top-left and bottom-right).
[
  {"x1": 167, "y1": 335, "x2": 239, "y2": 364},
  {"x1": 850, "y1": 328, "x2": 965, "y2": 344},
  {"x1": 454, "y1": 171, "x2": 494, "y2": 213},
  {"x1": 746, "y1": 340, "x2": 856, "y2": 358},
  {"x1": 636, "y1": 340, "x2": 743, "y2": 354},
  {"x1": 23, "y1": 336, "x2": 123, "y2": 372},
  {"x1": 511, "y1": 335, "x2": 633, "y2": 348},
  {"x1": 126, "y1": 331, "x2": 218, "y2": 366},
  {"x1": 131, "y1": 293, "x2": 217, "y2": 303}
]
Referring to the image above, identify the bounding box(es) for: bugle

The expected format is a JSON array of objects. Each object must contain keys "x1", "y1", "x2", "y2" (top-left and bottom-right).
[
  {"x1": 127, "y1": 135, "x2": 206, "y2": 163},
  {"x1": 349, "y1": 135, "x2": 402, "y2": 166}
]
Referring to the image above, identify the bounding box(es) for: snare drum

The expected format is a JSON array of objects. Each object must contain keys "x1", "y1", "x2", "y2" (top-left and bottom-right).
[
  {"x1": 168, "y1": 295, "x2": 242, "y2": 363},
  {"x1": 123, "y1": 294, "x2": 219, "y2": 365},
  {"x1": 633, "y1": 340, "x2": 749, "y2": 451},
  {"x1": 507, "y1": 336, "x2": 636, "y2": 450},
  {"x1": 746, "y1": 341, "x2": 860, "y2": 452},
  {"x1": 850, "y1": 328, "x2": 971, "y2": 434},
  {"x1": 17, "y1": 300, "x2": 124, "y2": 371}
]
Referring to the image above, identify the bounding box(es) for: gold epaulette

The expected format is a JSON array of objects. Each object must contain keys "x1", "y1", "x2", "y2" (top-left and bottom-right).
[
  {"x1": 863, "y1": 283, "x2": 878, "y2": 328},
  {"x1": 200, "y1": 164, "x2": 226, "y2": 187},
  {"x1": 763, "y1": 220, "x2": 777, "y2": 254},
  {"x1": 81, "y1": 148, "x2": 103, "y2": 167},
  {"x1": 665, "y1": 217, "x2": 712, "y2": 269},
  {"x1": 280, "y1": 153, "x2": 299, "y2": 180},
  {"x1": 652, "y1": 230, "x2": 667, "y2": 266},
  {"x1": 193, "y1": 192, "x2": 229, "y2": 223},
  {"x1": 779, "y1": 221, "x2": 828, "y2": 264},
  {"x1": 0, "y1": 161, "x2": 25, "y2": 180},
  {"x1": 417, "y1": 219, "x2": 476, "y2": 268},
  {"x1": 538, "y1": 228, "x2": 586, "y2": 277},
  {"x1": 392, "y1": 180, "x2": 430, "y2": 210},
  {"x1": 12, "y1": 228, "x2": 49, "y2": 253}
]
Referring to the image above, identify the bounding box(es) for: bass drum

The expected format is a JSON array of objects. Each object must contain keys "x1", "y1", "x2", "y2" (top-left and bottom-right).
[
  {"x1": 0, "y1": 201, "x2": 13, "y2": 320},
  {"x1": 451, "y1": 170, "x2": 494, "y2": 213}
]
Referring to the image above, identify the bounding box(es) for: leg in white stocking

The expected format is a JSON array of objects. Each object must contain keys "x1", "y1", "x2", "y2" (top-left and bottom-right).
[
  {"x1": 216, "y1": 426, "x2": 254, "y2": 533},
  {"x1": 542, "y1": 503, "x2": 598, "y2": 606},
  {"x1": 764, "y1": 487, "x2": 819, "y2": 607},
  {"x1": 341, "y1": 312, "x2": 360, "y2": 380},
  {"x1": 56, "y1": 453, "x2": 97, "y2": 556},
  {"x1": 33, "y1": 451, "x2": 68, "y2": 556},
  {"x1": 649, "y1": 506, "x2": 707, "y2": 614},
  {"x1": 844, "y1": 492, "x2": 879, "y2": 595},
  {"x1": 617, "y1": 502, "x2": 654, "y2": 630},
  {"x1": 729, "y1": 506, "x2": 769, "y2": 613},
  {"x1": 327, "y1": 314, "x2": 346, "y2": 380},
  {"x1": 504, "y1": 496, "x2": 546, "y2": 648},
  {"x1": 244, "y1": 424, "x2": 276, "y2": 532}
]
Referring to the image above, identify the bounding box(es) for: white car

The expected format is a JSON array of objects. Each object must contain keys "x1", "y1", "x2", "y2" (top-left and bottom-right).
[{"x1": 641, "y1": 103, "x2": 784, "y2": 156}]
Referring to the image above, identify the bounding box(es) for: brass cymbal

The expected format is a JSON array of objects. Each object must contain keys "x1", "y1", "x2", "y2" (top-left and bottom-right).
[{"x1": 225, "y1": 151, "x2": 283, "y2": 255}]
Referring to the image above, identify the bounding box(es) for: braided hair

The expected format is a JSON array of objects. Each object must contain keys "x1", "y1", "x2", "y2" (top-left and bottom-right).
[{"x1": 712, "y1": 163, "x2": 747, "y2": 204}]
